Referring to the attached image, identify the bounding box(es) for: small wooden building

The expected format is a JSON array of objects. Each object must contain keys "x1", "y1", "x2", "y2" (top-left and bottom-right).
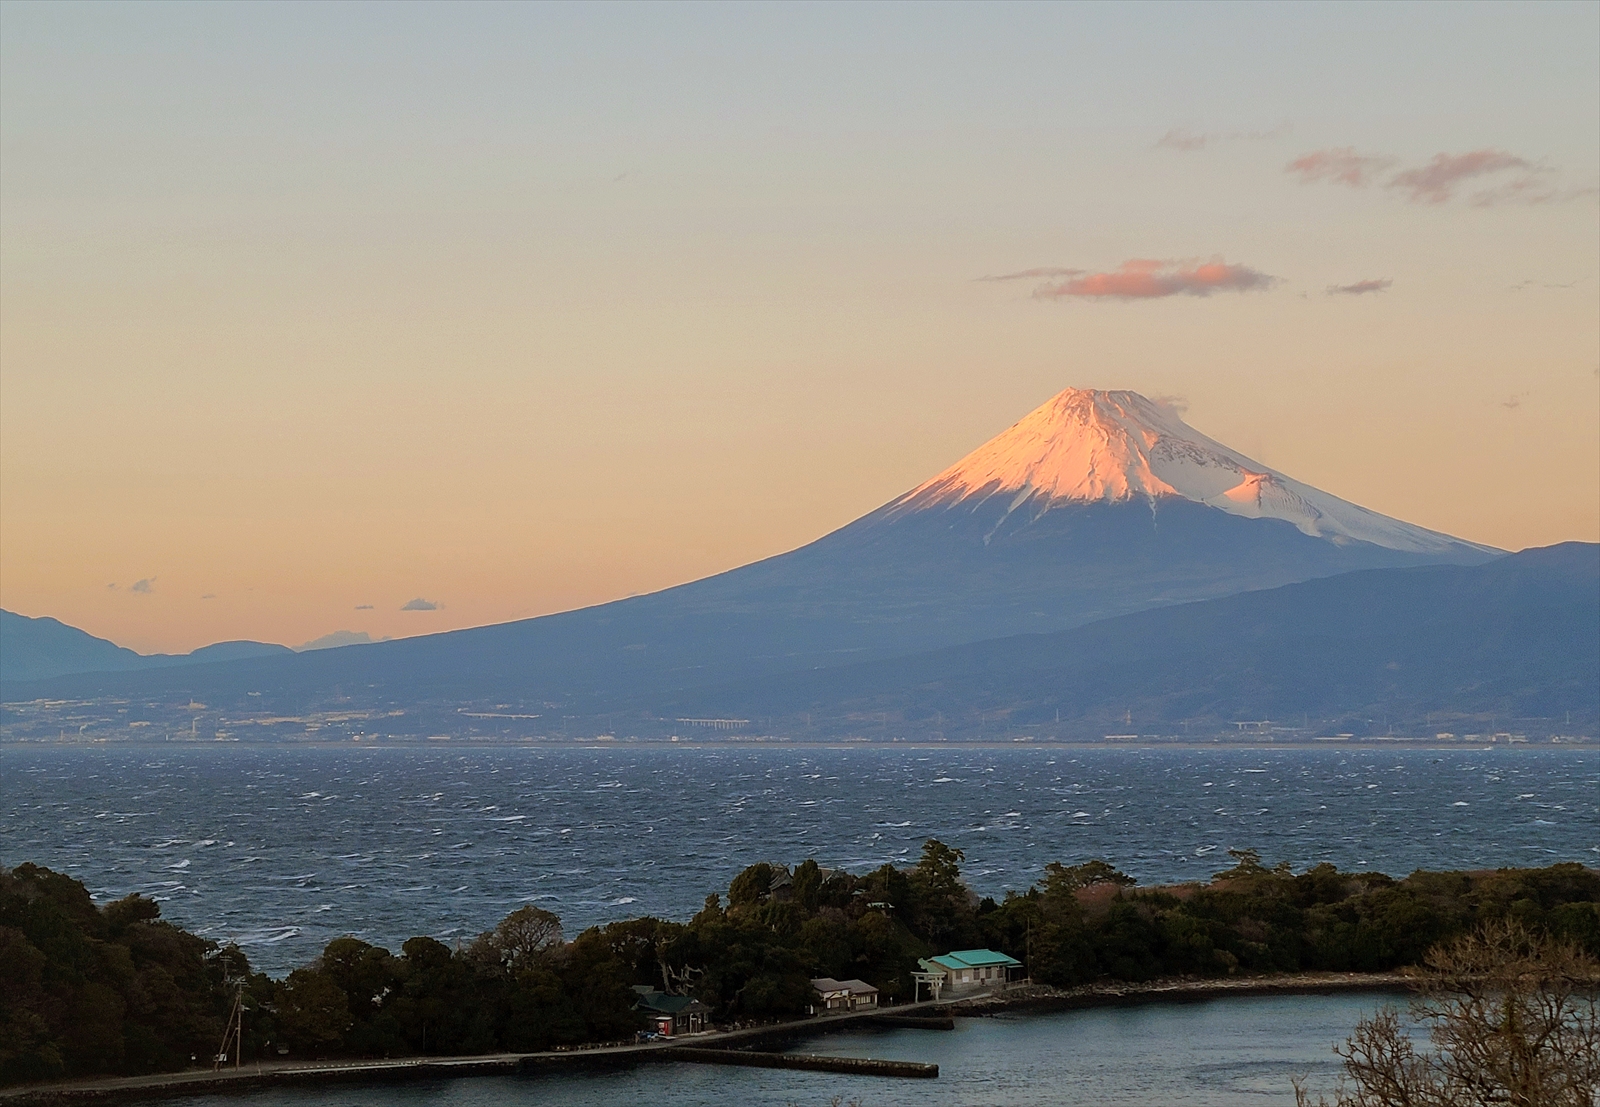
[
  {"x1": 631, "y1": 986, "x2": 711, "y2": 1036},
  {"x1": 809, "y1": 976, "x2": 880, "y2": 1012}
]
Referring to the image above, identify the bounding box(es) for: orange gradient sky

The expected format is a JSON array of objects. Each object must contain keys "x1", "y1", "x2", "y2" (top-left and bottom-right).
[{"x1": 2, "y1": 2, "x2": 1597, "y2": 653}]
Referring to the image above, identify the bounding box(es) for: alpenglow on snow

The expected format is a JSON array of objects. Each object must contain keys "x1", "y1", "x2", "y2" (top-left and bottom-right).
[{"x1": 889, "y1": 388, "x2": 1496, "y2": 557}]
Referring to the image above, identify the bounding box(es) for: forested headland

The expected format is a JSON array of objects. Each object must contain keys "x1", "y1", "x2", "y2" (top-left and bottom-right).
[{"x1": 4, "y1": 847, "x2": 1598, "y2": 1086}]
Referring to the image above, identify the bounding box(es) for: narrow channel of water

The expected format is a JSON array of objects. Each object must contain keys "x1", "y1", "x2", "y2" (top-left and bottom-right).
[{"x1": 150, "y1": 991, "x2": 1399, "y2": 1107}]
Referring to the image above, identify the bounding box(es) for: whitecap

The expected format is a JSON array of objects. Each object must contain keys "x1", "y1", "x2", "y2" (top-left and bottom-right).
[
  {"x1": 1452, "y1": 802, "x2": 1470, "y2": 807},
  {"x1": 610, "y1": 896, "x2": 638, "y2": 905}
]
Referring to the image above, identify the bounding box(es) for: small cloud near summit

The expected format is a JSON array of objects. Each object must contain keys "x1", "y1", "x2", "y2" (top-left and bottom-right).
[
  {"x1": 401, "y1": 597, "x2": 439, "y2": 611},
  {"x1": 1150, "y1": 394, "x2": 1190, "y2": 415},
  {"x1": 1327, "y1": 279, "x2": 1391, "y2": 296},
  {"x1": 1033, "y1": 258, "x2": 1277, "y2": 300}
]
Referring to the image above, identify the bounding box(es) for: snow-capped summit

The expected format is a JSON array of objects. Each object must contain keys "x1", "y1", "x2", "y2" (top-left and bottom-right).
[{"x1": 889, "y1": 388, "x2": 1495, "y2": 558}]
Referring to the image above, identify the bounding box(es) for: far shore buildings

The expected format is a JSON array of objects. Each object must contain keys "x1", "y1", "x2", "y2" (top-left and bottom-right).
[
  {"x1": 916, "y1": 949, "x2": 1024, "y2": 998},
  {"x1": 809, "y1": 976, "x2": 880, "y2": 1012}
]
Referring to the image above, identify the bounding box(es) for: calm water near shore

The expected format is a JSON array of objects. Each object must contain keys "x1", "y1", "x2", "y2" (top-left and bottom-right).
[
  {"x1": 3, "y1": 744, "x2": 1596, "y2": 975},
  {"x1": 142, "y1": 993, "x2": 1393, "y2": 1106}
]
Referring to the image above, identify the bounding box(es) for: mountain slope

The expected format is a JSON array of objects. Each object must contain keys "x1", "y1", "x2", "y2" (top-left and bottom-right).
[
  {"x1": 2, "y1": 388, "x2": 1500, "y2": 713},
  {"x1": 651, "y1": 543, "x2": 1599, "y2": 738}
]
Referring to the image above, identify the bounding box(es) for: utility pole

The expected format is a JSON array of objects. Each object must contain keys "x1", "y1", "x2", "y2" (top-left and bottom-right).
[{"x1": 215, "y1": 979, "x2": 244, "y2": 1070}]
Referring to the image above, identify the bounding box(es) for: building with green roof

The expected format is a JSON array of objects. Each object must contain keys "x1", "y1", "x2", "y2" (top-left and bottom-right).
[{"x1": 917, "y1": 948, "x2": 1023, "y2": 995}]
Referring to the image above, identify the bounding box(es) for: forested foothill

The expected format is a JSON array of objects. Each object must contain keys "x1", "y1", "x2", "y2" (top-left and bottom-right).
[{"x1": 3, "y1": 848, "x2": 1598, "y2": 1086}]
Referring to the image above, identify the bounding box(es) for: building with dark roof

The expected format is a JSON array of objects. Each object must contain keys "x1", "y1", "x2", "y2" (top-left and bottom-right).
[{"x1": 631, "y1": 986, "x2": 711, "y2": 1036}]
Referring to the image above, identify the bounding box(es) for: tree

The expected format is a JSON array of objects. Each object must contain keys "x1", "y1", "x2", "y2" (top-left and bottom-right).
[
  {"x1": 276, "y1": 968, "x2": 352, "y2": 1055},
  {"x1": 471, "y1": 906, "x2": 563, "y2": 973},
  {"x1": 1041, "y1": 860, "x2": 1136, "y2": 898},
  {"x1": 908, "y1": 839, "x2": 973, "y2": 945},
  {"x1": 1296, "y1": 921, "x2": 1600, "y2": 1107}
]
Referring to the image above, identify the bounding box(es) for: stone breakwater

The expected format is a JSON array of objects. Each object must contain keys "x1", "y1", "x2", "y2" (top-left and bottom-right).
[{"x1": 653, "y1": 1047, "x2": 937, "y2": 1079}]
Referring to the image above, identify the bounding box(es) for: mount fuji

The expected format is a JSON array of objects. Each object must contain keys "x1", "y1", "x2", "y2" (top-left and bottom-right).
[
  {"x1": 889, "y1": 389, "x2": 1483, "y2": 556},
  {"x1": 3, "y1": 388, "x2": 1500, "y2": 720}
]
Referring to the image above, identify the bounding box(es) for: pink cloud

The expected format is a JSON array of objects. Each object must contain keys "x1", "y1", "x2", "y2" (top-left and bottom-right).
[
  {"x1": 1034, "y1": 258, "x2": 1276, "y2": 300},
  {"x1": 1387, "y1": 149, "x2": 1532, "y2": 204},
  {"x1": 1288, "y1": 145, "x2": 1584, "y2": 207},
  {"x1": 1286, "y1": 147, "x2": 1396, "y2": 187},
  {"x1": 1326, "y1": 279, "x2": 1392, "y2": 296}
]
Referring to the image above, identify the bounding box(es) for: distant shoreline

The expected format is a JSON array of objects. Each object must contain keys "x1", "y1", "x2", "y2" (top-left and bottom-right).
[
  {"x1": 0, "y1": 973, "x2": 1411, "y2": 1106},
  {"x1": 2, "y1": 738, "x2": 1592, "y2": 751}
]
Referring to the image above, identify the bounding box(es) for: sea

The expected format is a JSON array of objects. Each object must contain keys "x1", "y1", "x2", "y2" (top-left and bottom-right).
[
  {"x1": 135, "y1": 992, "x2": 1401, "y2": 1106},
  {"x1": 4, "y1": 743, "x2": 1596, "y2": 1106}
]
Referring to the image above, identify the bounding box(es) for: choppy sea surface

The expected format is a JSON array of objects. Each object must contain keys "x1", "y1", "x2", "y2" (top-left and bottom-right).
[
  {"x1": 146, "y1": 993, "x2": 1392, "y2": 1107},
  {"x1": 2, "y1": 744, "x2": 1597, "y2": 975}
]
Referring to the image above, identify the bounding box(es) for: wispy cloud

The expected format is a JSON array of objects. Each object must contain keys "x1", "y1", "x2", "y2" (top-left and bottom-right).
[
  {"x1": 1156, "y1": 122, "x2": 1290, "y2": 152},
  {"x1": 1286, "y1": 147, "x2": 1397, "y2": 187},
  {"x1": 1150, "y1": 394, "x2": 1190, "y2": 415},
  {"x1": 201, "y1": 593, "x2": 216, "y2": 600},
  {"x1": 1288, "y1": 146, "x2": 1587, "y2": 207},
  {"x1": 1030, "y1": 258, "x2": 1277, "y2": 300},
  {"x1": 978, "y1": 267, "x2": 1083, "y2": 282},
  {"x1": 129, "y1": 578, "x2": 155, "y2": 595},
  {"x1": 1510, "y1": 277, "x2": 1583, "y2": 291},
  {"x1": 1327, "y1": 279, "x2": 1392, "y2": 296},
  {"x1": 401, "y1": 597, "x2": 439, "y2": 611},
  {"x1": 354, "y1": 604, "x2": 374, "y2": 610},
  {"x1": 1500, "y1": 393, "x2": 1528, "y2": 410}
]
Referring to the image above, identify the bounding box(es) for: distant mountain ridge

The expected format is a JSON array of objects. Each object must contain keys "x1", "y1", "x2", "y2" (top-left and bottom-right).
[
  {"x1": 0, "y1": 610, "x2": 291, "y2": 684},
  {"x1": 2, "y1": 388, "x2": 1504, "y2": 721},
  {"x1": 636, "y1": 542, "x2": 1599, "y2": 739}
]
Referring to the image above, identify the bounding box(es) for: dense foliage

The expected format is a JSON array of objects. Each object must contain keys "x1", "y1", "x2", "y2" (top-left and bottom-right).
[{"x1": 4, "y1": 849, "x2": 1598, "y2": 1085}]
